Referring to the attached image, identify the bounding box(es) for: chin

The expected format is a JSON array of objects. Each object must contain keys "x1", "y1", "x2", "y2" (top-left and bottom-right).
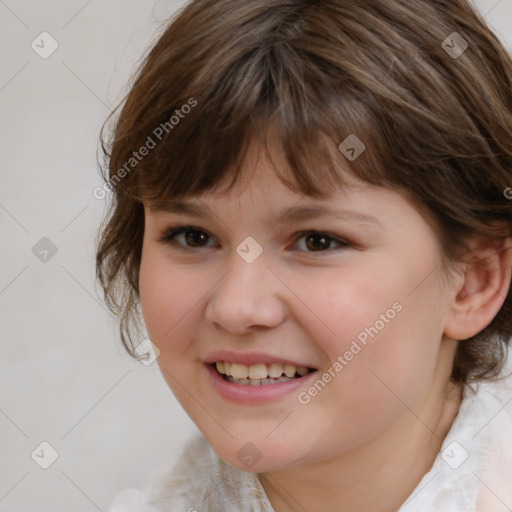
[{"x1": 205, "y1": 434, "x2": 306, "y2": 473}]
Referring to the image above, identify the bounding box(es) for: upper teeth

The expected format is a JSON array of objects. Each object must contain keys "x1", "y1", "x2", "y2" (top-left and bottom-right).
[{"x1": 216, "y1": 362, "x2": 309, "y2": 379}]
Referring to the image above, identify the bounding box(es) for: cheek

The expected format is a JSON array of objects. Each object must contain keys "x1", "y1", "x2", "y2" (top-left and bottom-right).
[
  {"x1": 293, "y1": 258, "x2": 410, "y2": 359},
  {"x1": 138, "y1": 249, "x2": 207, "y2": 349},
  {"x1": 295, "y1": 252, "x2": 446, "y2": 401}
]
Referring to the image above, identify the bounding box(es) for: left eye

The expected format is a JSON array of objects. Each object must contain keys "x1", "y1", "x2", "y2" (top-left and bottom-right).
[
  {"x1": 293, "y1": 231, "x2": 348, "y2": 252},
  {"x1": 159, "y1": 226, "x2": 347, "y2": 252}
]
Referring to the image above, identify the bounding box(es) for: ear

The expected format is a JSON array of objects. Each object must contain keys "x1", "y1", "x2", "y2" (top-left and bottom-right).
[{"x1": 444, "y1": 237, "x2": 512, "y2": 341}]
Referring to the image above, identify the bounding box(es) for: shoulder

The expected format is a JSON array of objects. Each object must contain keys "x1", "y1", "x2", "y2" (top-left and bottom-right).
[
  {"x1": 107, "y1": 487, "x2": 149, "y2": 512},
  {"x1": 145, "y1": 434, "x2": 272, "y2": 511},
  {"x1": 473, "y1": 358, "x2": 512, "y2": 510},
  {"x1": 400, "y1": 354, "x2": 512, "y2": 512},
  {"x1": 107, "y1": 433, "x2": 273, "y2": 512},
  {"x1": 145, "y1": 433, "x2": 221, "y2": 505},
  {"x1": 106, "y1": 434, "x2": 212, "y2": 511}
]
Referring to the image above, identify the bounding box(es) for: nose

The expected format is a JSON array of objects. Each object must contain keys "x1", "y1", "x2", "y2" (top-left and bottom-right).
[{"x1": 204, "y1": 251, "x2": 287, "y2": 335}]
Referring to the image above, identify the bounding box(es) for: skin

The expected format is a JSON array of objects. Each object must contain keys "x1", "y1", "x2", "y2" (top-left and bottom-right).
[{"x1": 138, "y1": 134, "x2": 512, "y2": 512}]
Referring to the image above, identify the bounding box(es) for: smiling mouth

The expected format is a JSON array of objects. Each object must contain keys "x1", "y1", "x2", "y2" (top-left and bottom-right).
[{"x1": 212, "y1": 361, "x2": 316, "y2": 386}]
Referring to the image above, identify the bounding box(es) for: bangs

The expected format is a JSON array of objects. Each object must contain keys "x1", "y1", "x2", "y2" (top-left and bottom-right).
[
  {"x1": 106, "y1": 11, "x2": 402, "y2": 210},
  {"x1": 137, "y1": 108, "x2": 377, "y2": 211}
]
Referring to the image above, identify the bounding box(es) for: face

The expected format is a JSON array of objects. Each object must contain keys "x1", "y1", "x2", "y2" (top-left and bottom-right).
[{"x1": 139, "y1": 136, "x2": 459, "y2": 473}]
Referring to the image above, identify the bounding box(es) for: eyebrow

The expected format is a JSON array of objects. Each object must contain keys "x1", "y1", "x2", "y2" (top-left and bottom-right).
[{"x1": 154, "y1": 200, "x2": 384, "y2": 228}]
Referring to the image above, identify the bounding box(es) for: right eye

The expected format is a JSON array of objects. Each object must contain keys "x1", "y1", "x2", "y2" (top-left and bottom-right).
[{"x1": 158, "y1": 225, "x2": 217, "y2": 249}]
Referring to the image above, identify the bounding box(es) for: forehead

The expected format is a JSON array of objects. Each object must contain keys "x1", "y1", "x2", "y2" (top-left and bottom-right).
[
  {"x1": 143, "y1": 130, "x2": 423, "y2": 232},
  {"x1": 146, "y1": 196, "x2": 386, "y2": 230},
  {"x1": 194, "y1": 132, "x2": 366, "y2": 203},
  {"x1": 146, "y1": 133, "x2": 372, "y2": 215},
  {"x1": 143, "y1": 168, "x2": 421, "y2": 238}
]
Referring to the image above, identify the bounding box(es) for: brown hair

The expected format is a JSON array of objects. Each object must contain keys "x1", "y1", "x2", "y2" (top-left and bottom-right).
[{"x1": 96, "y1": 0, "x2": 512, "y2": 385}]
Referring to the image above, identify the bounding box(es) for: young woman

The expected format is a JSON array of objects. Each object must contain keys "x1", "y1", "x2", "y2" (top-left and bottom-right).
[{"x1": 97, "y1": 1, "x2": 512, "y2": 510}]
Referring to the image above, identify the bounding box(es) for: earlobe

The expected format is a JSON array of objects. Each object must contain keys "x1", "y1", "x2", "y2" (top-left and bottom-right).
[{"x1": 444, "y1": 238, "x2": 512, "y2": 341}]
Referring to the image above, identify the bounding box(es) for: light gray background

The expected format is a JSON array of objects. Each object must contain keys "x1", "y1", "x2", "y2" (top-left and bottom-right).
[{"x1": 1, "y1": 1, "x2": 511, "y2": 510}]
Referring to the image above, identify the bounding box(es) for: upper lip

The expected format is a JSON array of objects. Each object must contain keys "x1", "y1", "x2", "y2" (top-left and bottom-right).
[{"x1": 204, "y1": 350, "x2": 317, "y2": 369}]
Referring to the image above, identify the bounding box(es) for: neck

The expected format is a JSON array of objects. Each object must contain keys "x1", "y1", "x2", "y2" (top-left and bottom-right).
[{"x1": 258, "y1": 378, "x2": 463, "y2": 512}]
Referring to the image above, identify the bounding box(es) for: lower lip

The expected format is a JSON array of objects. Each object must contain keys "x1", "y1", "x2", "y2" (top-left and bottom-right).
[{"x1": 205, "y1": 363, "x2": 318, "y2": 404}]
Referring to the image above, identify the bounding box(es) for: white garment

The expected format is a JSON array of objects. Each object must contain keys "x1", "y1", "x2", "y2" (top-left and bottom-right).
[{"x1": 108, "y1": 357, "x2": 512, "y2": 512}]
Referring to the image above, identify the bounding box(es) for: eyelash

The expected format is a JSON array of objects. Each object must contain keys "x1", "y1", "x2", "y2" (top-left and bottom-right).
[{"x1": 157, "y1": 225, "x2": 349, "y2": 254}]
